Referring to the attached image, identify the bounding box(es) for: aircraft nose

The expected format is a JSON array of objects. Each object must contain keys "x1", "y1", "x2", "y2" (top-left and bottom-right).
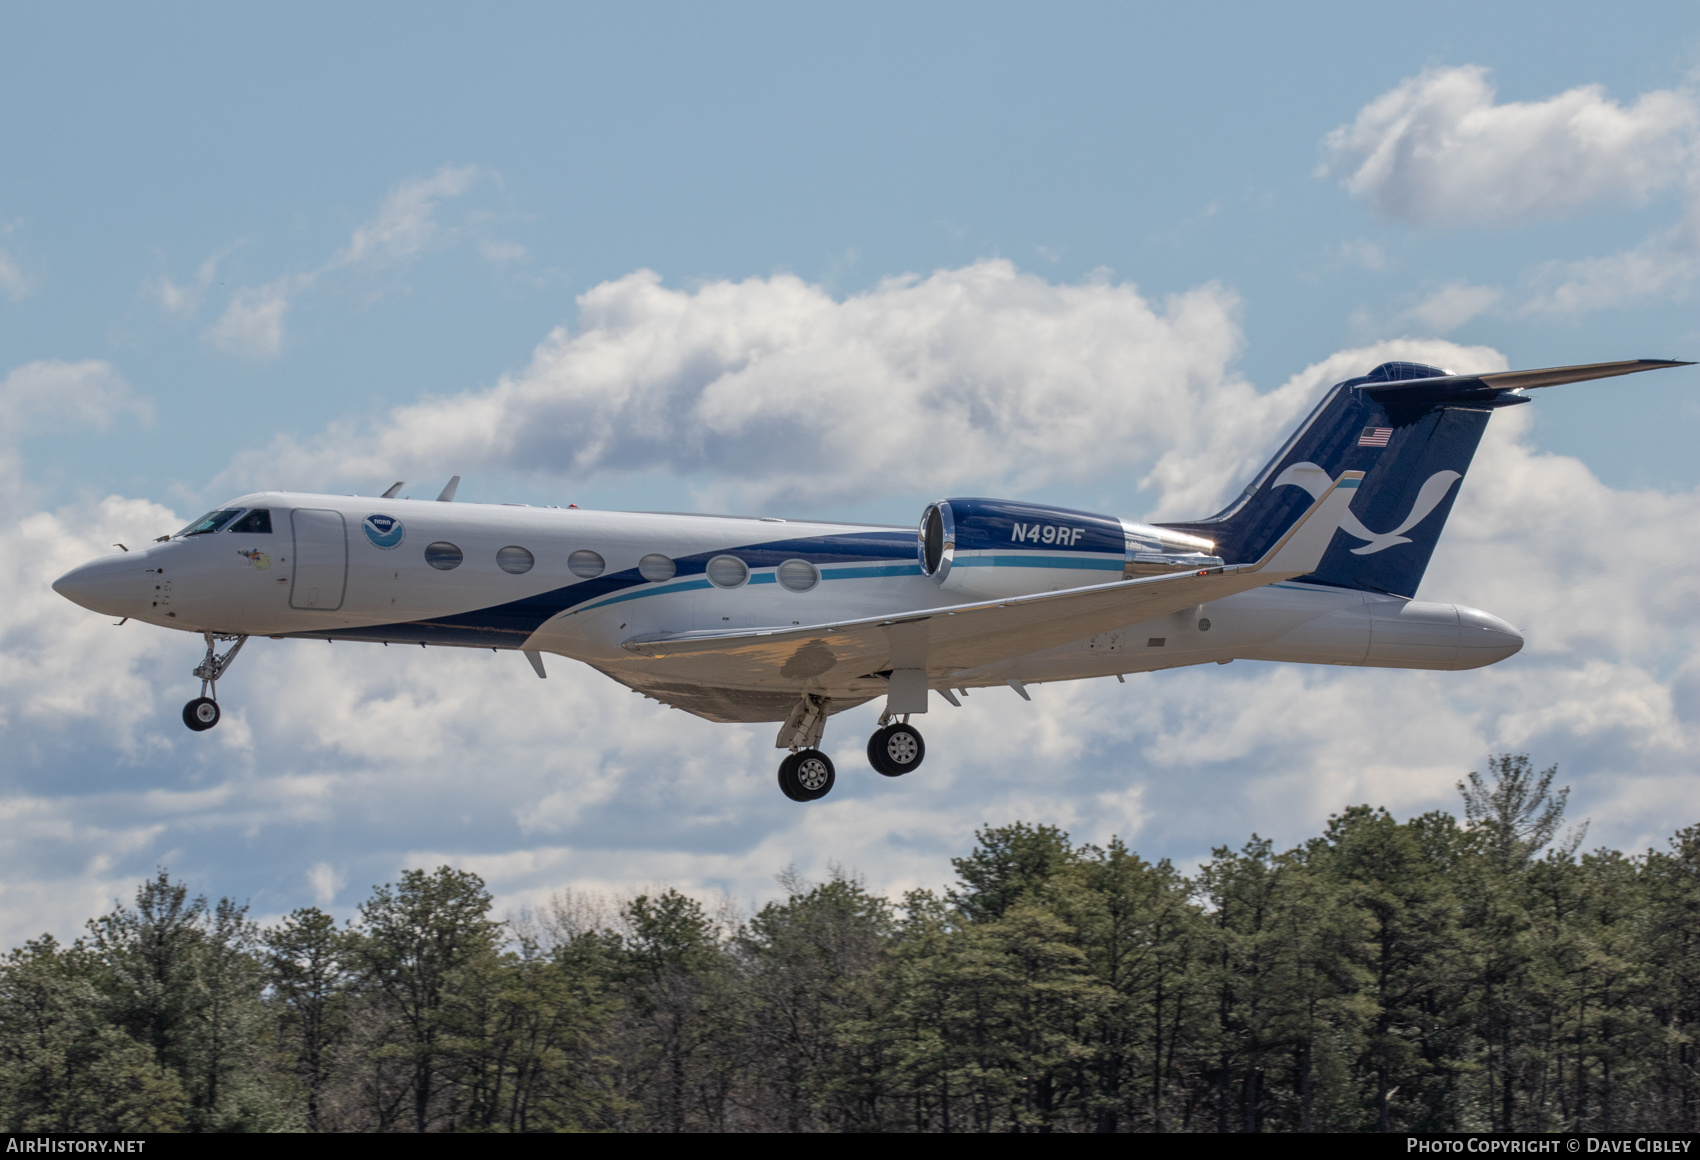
[
  {"x1": 52, "y1": 554, "x2": 141, "y2": 616},
  {"x1": 1456, "y1": 606, "x2": 1524, "y2": 666}
]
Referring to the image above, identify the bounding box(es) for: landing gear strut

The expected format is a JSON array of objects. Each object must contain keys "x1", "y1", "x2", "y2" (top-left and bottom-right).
[
  {"x1": 775, "y1": 694, "x2": 838, "y2": 802},
  {"x1": 183, "y1": 632, "x2": 247, "y2": 732},
  {"x1": 868, "y1": 721, "x2": 926, "y2": 777}
]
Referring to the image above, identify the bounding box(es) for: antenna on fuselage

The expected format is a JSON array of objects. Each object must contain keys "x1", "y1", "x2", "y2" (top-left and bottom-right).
[
  {"x1": 436, "y1": 476, "x2": 461, "y2": 502},
  {"x1": 381, "y1": 481, "x2": 404, "y2": 499}
]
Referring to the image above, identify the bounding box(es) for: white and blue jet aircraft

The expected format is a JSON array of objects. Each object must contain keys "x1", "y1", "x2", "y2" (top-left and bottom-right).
[{"x1": 53, "y1": 357, "x2": 1691, "y2": 801}]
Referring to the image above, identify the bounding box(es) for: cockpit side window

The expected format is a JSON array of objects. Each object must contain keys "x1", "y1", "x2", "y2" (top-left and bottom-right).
[
  {"x1": 227, "y1": 509, "x2": 272, "y2": 534},
  {"x1": 176, "y1": 509, "x2": 244, "y2": 537}
]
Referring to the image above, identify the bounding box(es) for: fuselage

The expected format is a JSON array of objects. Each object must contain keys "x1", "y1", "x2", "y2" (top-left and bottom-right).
[{"x1": 53, "y1": 490, "x2": 1524, "y2": 723}]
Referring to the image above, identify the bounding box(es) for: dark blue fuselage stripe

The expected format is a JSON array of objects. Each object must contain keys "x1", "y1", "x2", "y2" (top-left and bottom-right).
[
  {"x1": 290, "y1": 528, "x2": 917, "y2": 646},
  {"x1": 285, "y1": 528, "x2": 1149, "y2": 647}
]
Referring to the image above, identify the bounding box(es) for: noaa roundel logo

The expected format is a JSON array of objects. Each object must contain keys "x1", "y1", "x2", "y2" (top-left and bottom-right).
[{"x1": 363, "y1": 514, "x2": 405, "y2": 549}]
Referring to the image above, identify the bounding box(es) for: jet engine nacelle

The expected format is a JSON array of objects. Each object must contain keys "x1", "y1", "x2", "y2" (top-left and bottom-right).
[{"x1": 918, "y1": 497, "x2": 1222, "y2": 599}]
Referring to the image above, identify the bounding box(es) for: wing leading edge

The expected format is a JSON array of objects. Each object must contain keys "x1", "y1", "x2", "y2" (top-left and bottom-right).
[{"x1": 617, "y1": 472, "x2": 1365, "y2": 688}]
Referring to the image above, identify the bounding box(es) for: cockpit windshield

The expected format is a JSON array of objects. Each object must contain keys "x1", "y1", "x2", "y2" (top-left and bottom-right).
[
  {"x1": 227, "y1": 509, "x2": 272, "y2": 534},
  {"x1": 176, "y1": 509, "x2": 244, "y2": 537}
]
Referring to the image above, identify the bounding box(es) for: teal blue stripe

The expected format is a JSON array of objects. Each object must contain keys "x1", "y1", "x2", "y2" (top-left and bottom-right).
[
  {"x1": 574, "y1": 561, "x2": 920, "y2": 614},
  {"x1": 957, "y1": 555, "x2": 1122, "y2": 571},
  {"x1": 575, "y1": 559, "x2": 927, "y2": 613},
  {"x1": 823, "y1": 564, "x2": 921, "y2": 579},
  {"x1": 579, "y1": 577, "x2": 712, "y2": 612}
]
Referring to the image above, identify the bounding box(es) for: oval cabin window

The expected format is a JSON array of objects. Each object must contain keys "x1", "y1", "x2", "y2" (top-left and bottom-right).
[
  {"x1": 497, "y1": 546, "x2": 535, "y2": 575},
  {"x1": 638, "y1": 553, "x2": 676, "y2": 582},
  {"x1": 777, "y1": 559, "x2": 819, "y2": 592},
  {"x1": 706, "y1": 555, "x2": 749, "y2": 588},
  {"x1": 568, "y1": 549, "x2": 605, "y2": 578},
  {"x1": 425, "y1": 542, "x2": 464, "y2": 571}
]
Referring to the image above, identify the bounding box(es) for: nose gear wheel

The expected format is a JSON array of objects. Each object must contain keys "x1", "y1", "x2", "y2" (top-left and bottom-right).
[
  {"x1": 183, "y1": 697, "x2": 220, "y2": 732},
  {"x1": 182, "y1": 632, "x2": 247, "y2": 732}
]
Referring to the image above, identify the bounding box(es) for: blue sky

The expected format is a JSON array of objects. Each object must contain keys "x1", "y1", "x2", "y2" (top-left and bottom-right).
[{"x1": 3, "y1": 2, "x2": 1699, "y2": 938}]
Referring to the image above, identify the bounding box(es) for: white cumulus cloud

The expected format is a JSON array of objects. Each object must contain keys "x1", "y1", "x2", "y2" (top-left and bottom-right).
[
  {"x1": 1320, "y1": 65, "x2": 1695, "y2": 228},
  {"x1": 331, "y1": 165, "x2": 478, "y2": 270},
  {"x1": 208, "y1": 281, "x2": 292, "y2": 358},
  {"x1": 0, "y1": 250, "x2": 32, "y2": 301},
  {"x1": 1522, "y1": 197, "x2": 1700, "y2": 315},
  {"x1": 1404, "y1": 281, "x2": 1504, "y2": 333},
  {"x1": 1322, "y1": 66, "x2": 1700, "y2": 314},
  {"x1": 205, "y1": 165, "x2": 482, "y2": 360},
  {"x1": 1335, "y1": 239, "x2": 1390, "y2": 271},
  {"x1": 224, "y1": 262, "x2": 1506, "y2": 521},
  {"x1": 152, "y1": 244, "x2": 237, "y2": 320},
  {"x1": 0, "y1": 360, "x2": 150, "y2": 443}
]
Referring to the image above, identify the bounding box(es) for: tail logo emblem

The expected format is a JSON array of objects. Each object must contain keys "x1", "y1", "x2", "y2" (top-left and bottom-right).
[{"x1": 1271, "y1": 463, "x2": 1461, "y2": 555}]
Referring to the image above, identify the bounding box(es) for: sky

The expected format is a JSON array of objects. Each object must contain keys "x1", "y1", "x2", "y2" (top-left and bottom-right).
[{"x1": 2, "y1": 1, "x2": 1700, "y2": 941}]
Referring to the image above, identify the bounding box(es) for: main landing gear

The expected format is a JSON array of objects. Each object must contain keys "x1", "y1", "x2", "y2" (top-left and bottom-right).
[
  {"x1": 183, "y1": 632, "x2": 247, "y2": 732},
  {"x1": 772, "y1": 694, "x2": 927, "y2": 802},
  {"x1": 778, "y1": 750, "x2": 836, "y2": 801},
  {"x1": 868, "y1": 721, "x2": 925, "y2": 777}
]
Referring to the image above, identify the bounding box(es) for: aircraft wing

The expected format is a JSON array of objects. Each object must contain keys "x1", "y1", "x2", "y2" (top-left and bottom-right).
[{"x1": 618, "y1": 472, "x2": 1364, "y2": 686}]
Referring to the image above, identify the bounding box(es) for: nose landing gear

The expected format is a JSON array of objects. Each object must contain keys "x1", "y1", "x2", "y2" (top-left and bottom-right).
[{"x1": 183, "y1": 633, "x2": 247, "y2": 732}]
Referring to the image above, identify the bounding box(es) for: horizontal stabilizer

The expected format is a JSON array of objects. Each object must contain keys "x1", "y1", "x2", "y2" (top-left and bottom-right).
[{"x1": 1359, "y1": 359, "x2": 1692, "y2": 406}]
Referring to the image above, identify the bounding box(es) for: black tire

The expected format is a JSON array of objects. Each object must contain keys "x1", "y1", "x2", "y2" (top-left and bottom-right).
[
  {"x1": 183, "y1": 697, "x2": 220, "y2": 732},
  {"x1": 778, "y1": 749, "x2": 835, "y2": 801},
  {"x1": 867, "y1": 723, "x2": 925, "y2": 777},
  {"x1": 777, "y1": 753, "x2": 807, "y2": 802}
]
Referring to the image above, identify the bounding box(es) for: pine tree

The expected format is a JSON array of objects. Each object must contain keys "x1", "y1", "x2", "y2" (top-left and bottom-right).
[
  {"x1": 350, "y1": 866, "x2": 500, "y2": 1132},
  {"x1": 263, "y1": 908, "x2": 349, "y2": 1130}
]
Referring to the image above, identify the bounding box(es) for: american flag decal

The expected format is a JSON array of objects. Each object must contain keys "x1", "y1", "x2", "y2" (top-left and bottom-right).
[{"x1": 1358, "y1": 427, "x2": 1392, "y2": 447}]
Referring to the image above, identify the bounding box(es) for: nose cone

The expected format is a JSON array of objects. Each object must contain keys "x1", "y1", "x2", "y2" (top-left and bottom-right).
[
  {"x1": 1456, "y1": 605, "x2": 1524, "y2": 667},
  {"x1": 53, "y1": 554, "x2": 141, "y2": 617}
]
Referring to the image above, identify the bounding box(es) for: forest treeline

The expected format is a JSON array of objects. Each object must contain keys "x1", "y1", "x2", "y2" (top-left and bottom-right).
[{"x1": 2, "y1": 755, "x2": 1698, "y2": 1133}]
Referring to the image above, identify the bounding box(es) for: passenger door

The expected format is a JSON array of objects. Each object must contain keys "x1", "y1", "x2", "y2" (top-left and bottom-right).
[{"x1": 289, "y1": 509, "x2": 348, "y2": 611}]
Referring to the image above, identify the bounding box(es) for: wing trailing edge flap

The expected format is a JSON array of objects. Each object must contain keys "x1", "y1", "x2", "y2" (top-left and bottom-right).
[{"x1": 619, "y1": 472, "x2": 1364, "y2": 681}]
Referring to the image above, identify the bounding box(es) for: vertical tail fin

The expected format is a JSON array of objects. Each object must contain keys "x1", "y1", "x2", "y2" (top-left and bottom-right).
[
  {"x1": 1162, "y1": 358, "x2": 1690, "y2": 597},
  {"x1": 1160, "y1": 362, "x2": 1497, "y2": 597}
]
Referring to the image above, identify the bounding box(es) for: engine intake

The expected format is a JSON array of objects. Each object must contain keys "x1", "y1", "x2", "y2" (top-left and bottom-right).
[{"x1": 919, "y1": 501, "x2": 956, "y2": 581}]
